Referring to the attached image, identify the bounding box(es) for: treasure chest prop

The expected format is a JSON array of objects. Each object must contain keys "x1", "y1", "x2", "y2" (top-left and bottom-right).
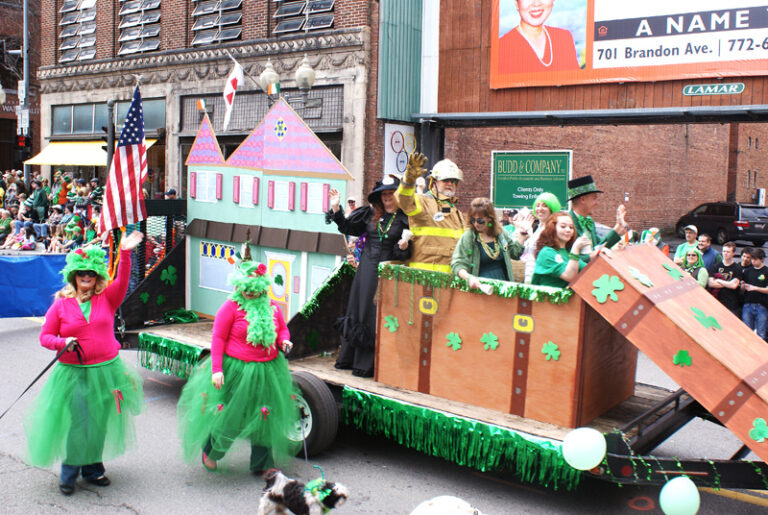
[
  {"x1": 569, "y1": 244, "x2": 768, "y2": 463},
  {"x1": 375, "y1": 265, "x2": 638, "y2": 428}
]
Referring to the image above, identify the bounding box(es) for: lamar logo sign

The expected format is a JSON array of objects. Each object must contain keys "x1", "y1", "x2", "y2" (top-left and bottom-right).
[{"x1": 682, "y1": 83, "x2": 744, "y2": 96}]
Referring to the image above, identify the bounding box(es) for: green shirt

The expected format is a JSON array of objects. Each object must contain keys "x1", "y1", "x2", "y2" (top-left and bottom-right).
[
  {"x1": 78, "y1": 299, "x2": 91, "y2": 322},
  {"x1": 0, "y1": 217, "x2": 10, "y2": 236},
  {"x1": 531, "y1": 246, "x2": 588, "y2": 289}
]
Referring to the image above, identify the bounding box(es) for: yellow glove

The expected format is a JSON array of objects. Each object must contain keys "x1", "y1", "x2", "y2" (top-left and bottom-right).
[{"x1": 404, "y1": 152, "x2": 428, "y2": 186}]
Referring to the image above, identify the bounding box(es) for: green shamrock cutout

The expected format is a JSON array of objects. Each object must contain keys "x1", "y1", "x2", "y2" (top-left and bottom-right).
[
  {"x1": 446, "y1": 332, "x2": 462, "y2": 351},
  {"x1": 274, "y1": 275, "x2": 284, "y2": 286},
  {"x1": 749, "y1": 418, "x2": 768, "y2": 442},
  {"x1": 156, "y1": 294, "x2": 166, "y2": 306},
  {"x1": 629, "y1": 266, "x2": 653, "y2": 288},
  {"x1": 541, "y1": 341, "x2": 560, "y2": 361},
  {"x1": 139, "y1": 292, "x2": 149, "y2": 304},
  {"x1": 481, "y1": 333, "x2": 499, "y2": 351},
  {"x1": 673, "y1": 350, "x2": 692, "y2": 367},
  {"x1": 591, "y1": 274, "x2": 625, "y2": 303},
  {"x1": 384, "y1": 315, "x2": 399, "y2": 333},
  {"x1": 161, "y1": 265, "x2": 178, "y2": 286},
  {"x1": 306, "y1": 329, "x2": 319, "y2": 350},
  {"x1": 691, "y1": 307, "x2": 721, "y2": 330},
  {"x1": 663, "y1": 263, "x2": 684, "y2": 281}
]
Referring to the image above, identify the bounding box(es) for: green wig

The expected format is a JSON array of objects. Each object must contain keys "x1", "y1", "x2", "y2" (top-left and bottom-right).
[
  {"x1": 228, "y1": 261, "x2": 277, "y2": 349},
  {"x1": 61, "y1": 245, "x2": 109, "y2": 284},
  {"x1": 532, "y1": 192, "x2": 562, "y2": 214}
]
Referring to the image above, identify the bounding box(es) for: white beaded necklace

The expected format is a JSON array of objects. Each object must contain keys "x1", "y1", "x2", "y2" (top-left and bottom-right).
[{"x1": 518, "y1": 26, "x2": 553, "y2": 67}]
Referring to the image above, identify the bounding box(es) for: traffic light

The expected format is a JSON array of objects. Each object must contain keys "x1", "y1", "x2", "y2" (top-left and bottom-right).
[{"x1": 15, "y1": 135, "x2": 31, "y2": 163}]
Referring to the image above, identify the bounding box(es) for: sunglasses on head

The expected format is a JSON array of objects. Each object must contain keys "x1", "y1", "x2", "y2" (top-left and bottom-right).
[
  {"x1": 470, "y1": 218, "x2": 487, "y2": 225},
  {"x1": 75, "y1": 270, "x2": 97, "y2": 278}
]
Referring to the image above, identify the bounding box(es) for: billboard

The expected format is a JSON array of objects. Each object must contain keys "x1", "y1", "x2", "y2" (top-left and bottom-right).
[
  {"x1": 491, "y1": 150, "x2": 571, "y2": 210},
  {"x1": 491, "y1": 0, "x2": 768, "y2": 89}
]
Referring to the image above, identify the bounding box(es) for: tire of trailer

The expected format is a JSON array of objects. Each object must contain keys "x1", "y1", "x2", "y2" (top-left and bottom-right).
[{"x1": 289, "y1": 371, "x2": 339, "y2": 457}]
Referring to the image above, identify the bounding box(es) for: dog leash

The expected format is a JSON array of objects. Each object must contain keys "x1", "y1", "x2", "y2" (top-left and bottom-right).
[{"x1": 0, "y1": 342, "x2": 83, "y2": 421}]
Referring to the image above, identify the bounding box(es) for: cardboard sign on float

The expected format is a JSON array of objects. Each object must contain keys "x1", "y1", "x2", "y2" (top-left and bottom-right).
[{"x1": 570, "y1": 244, "x2": 768, "y2": 464}]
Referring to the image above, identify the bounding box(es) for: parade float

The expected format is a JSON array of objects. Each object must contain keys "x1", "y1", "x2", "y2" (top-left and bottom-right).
[{"x1": 128, "y1": 100, "x2": 768, "y2": 493}]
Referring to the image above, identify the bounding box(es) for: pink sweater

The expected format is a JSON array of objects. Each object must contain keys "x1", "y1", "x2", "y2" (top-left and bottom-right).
[
  {"x1": 211, "y1": 299, "x2": 289, "y2": 374},
  {"x1": 40, "y1": 248, "x2": 132, "y2": 365}
]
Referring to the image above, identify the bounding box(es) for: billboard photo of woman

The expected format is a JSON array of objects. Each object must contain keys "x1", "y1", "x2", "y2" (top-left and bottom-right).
[{"x1": 496, "y1": 0, "x2": 586, "y2": 75}]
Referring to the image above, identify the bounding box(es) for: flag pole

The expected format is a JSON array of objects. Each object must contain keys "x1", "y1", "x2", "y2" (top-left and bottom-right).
[{"x1": 225, "y1": 50, "x2": 262, "y2": 90}]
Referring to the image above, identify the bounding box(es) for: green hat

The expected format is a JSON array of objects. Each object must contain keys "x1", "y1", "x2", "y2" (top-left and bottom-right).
[
  {"x1": 567, "y1": 175, "x2": 603, "y2": 201},
  {"x1": 72, "y1": 214, "x2": 81, "y2": 223},
  {"x1": 63, "y1": 176, "x2": 72, "y2": 183},
  {"x1": 61, "y1": 245, "x2": 108, "y2": 283},
  {"x1": 532, "y1": 192, "x2": 562, "y2": 214}
]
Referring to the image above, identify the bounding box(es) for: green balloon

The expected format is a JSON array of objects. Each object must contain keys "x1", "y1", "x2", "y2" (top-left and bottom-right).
[{"x1": 659, "y1": 476, "x2": 700, "y2": 515}]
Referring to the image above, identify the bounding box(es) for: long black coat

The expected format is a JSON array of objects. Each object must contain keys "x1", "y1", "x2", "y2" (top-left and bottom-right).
[{"x1": 332, "y1": 206, "x2": 410, "y2": 371}]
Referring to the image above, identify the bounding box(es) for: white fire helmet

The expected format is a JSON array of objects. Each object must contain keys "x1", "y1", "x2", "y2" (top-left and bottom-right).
[{"x1": 429, "y1": 159, "x2": 464, "y2": 182}]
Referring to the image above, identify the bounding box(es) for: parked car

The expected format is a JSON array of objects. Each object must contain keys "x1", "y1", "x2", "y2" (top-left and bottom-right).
[{"x1": 675, "y1": 202, "x2": 768, "y2": 246}]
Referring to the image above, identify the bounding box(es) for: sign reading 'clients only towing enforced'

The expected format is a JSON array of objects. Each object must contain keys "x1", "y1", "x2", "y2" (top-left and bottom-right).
[{"x1": 491, "y1": 151, "x2": 571, "y2": 210}]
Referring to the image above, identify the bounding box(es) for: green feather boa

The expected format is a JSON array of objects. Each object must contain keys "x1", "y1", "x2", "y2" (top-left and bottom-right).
[{"x1": 229, "y1": 261, "x2": 277, "y2": 349}]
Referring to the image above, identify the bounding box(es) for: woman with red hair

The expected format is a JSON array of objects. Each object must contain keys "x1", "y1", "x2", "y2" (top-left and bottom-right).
[{"x1": 531, "y1": 211, "x2": 591, "y2": 288}]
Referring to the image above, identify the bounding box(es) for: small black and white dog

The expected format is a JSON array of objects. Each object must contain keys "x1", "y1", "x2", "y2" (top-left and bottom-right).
[{"x1": 257, "y1": 468, "x2": 349, "y2": 515}]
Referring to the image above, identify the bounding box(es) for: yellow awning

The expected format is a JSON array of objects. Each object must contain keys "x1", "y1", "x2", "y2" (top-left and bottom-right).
[{"x1": 25, "y1": 139, "x2": 157, "y2": 167}]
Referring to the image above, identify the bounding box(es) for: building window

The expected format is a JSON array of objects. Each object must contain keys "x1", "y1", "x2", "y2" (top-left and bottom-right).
[
  {"x1": 191, "y1": 0, "x2": 243, "y2": 46},
  {"x1": 51, "y1": 100, "x2": 166, "y2": 135},
  {"x1": 273, "y1": 0, "x2": 334, "y2": 35},
  {"x1": 57, "y1": 0, "x2": 99, "y2": 62},
  {"x1": 118, "y1": 0, "x2": 162, "y2": 56}
]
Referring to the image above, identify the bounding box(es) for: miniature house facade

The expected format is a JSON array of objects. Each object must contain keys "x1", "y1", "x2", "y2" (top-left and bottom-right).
[{"x1": 185, "y1": 99, "x2": 352, "y2": 318}]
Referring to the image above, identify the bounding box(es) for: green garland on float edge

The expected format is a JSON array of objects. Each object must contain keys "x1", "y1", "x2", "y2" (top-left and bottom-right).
[
  {"x1": 298, "y1": 261, "x2": 357, "y2": 319},
  {"x1": 342, "y1": 387, "x2": 581, "y2": 491},
  {"x1": 137, "y1": 333, "x2": 204, "y2": 379},
  {"x1": 378, "y1": 264, "x2": 574, "y2": 305}
]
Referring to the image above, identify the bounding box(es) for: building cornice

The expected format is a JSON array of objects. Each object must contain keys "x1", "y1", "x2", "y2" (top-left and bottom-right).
[{"x1": 38, "y1": 29, "x2": 367, "y2": 88}]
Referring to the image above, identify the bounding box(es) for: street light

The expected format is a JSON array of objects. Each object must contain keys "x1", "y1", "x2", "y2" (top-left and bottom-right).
[
  {"x1": 294, "y1": 54, "x2": 315, "y2": 106},
  {"x1": 258, "y1": 58, "x2": 280, "y2": 106}
]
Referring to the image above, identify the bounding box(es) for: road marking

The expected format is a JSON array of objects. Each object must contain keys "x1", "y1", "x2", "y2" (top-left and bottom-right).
[
  {"x1": 24, "y1": 317, "x2": 44, "y2": 324},
  {"x1": 146, "y1": 376, "x2": 174, "y2": 387},
  {"x1": 701, "y1": 487, "x2": 768, "y2": 508}
]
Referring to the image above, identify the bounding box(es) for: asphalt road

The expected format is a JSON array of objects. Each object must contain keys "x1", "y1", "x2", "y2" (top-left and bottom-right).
[{"x1": 1, "y1": 317, "x2": 768, "y2": 514}]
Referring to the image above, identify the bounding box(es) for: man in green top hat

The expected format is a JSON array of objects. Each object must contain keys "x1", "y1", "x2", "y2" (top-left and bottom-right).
[{"x1": 567, "y1": 175, "x2": 627, "y2": 253}]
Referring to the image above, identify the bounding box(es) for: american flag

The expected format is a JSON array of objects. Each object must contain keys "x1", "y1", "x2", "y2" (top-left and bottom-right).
[{"x1": 99, "y1": 86, "x2": 148, "y2": 234}]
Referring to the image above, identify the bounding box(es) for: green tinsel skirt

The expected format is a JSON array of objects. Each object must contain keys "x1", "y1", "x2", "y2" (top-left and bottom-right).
[
  {"x1": 177, "y1": 354, "x2": 300, "y2": 470},
  {"x1": 24, "y1": 356, "x2": 145, "y2": 467}
]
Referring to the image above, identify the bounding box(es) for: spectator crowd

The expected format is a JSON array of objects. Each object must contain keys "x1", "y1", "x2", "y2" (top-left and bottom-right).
[{"x1": 0, "y1": 169, "x2": 104, "y2": 252}]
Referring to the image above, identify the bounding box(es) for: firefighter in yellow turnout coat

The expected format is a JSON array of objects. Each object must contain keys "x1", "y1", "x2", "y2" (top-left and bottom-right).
[{"x1": 395, "y1": 153, "x2": 465, "y2": 273}]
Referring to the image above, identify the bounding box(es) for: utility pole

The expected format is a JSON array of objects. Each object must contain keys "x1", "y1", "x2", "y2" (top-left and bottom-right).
[{"x1": 21, "y1": 0, "x2": 30, "y2": 187}]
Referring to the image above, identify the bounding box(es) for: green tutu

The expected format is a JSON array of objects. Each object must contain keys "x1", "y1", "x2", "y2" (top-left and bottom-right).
[
  {"x1": 24, "y1": 356, "x2": 145, "y2": 467},
  {"x1": 177, "y1": 354, "x2": 300, "y2": 470}
]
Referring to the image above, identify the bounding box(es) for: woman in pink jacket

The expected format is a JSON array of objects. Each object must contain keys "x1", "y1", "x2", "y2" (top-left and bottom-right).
[
  {"x1": 24, "y1": 231, "x2": 145, "y2": 496},
  {"x1": 177, "y1": 259, "x2": 299, "y2": 474}
]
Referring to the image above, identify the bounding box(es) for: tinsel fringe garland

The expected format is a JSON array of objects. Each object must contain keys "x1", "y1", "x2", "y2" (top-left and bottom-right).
[
  {"x1": 298, "y1": 261, "x2": 356, "y2": 319},
  {"x1": 342, "y1": 387, "x2": 581, "y2": 491},
  {"x1": 137, "y1": 333, "x2": 204, "y2": 379},
  {"x1": 378, "y1": 264, "x2": 574, "y2": 305}
]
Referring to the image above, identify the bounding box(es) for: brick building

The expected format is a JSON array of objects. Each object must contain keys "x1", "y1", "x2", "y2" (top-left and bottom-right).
[
  {"x1": 0, "y1": 0, "x2": 41, "y2": 171},
  {"x1": 36, "y1": 0, "x2": 381, "y2": 201},
  {"x1": 409, "y1": 0, "x2": 768, "y2": 233}
]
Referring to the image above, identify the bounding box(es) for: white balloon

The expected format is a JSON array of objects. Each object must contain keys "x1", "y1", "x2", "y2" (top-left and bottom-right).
[
  {"x1": 561, "y1": 427, "x2": 607, "y2": 470},
  {"x1": 659, "y1": 476, "x2": 700, "y2": 515}
]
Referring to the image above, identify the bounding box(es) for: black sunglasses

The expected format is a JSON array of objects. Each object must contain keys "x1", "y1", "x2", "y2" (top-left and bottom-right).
[
  {"x1": 75, "y1": 270, "x2": 97, "y2": 278},
  {"x1": 470, "y1": 218, "x2": 487, "y2": 225}
]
